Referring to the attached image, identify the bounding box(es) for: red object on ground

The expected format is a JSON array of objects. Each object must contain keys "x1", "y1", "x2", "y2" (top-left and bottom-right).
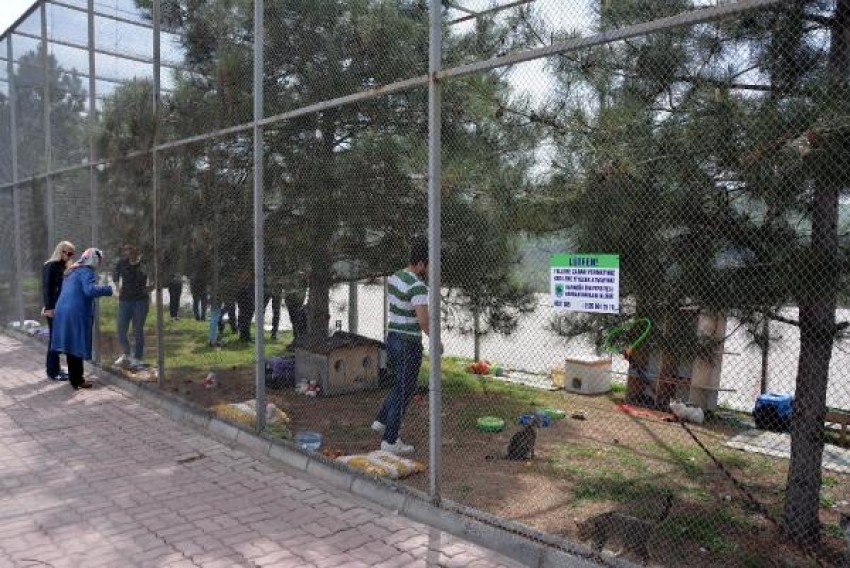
[{"x1": 466, "y1": 360, "x2": 491, "y2": 375}]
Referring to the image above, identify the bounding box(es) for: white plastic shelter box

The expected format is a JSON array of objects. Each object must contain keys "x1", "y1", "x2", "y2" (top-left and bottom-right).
[{"x1": 562, "y1": 356, "x2": 612, "y2": 394}]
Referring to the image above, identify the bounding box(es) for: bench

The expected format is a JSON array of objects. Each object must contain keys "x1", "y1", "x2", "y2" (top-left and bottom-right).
[{"x1": 825, "y1": 410, "x2": 850, "y2": 445}]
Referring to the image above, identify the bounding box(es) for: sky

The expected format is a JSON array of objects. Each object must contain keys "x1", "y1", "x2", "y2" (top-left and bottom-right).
[
  {"x1": 1, "y1": 0, "x2": 578, "y2": 105},
  {"x1": 1, "y1": 0, "x2": 36, "y2": 38}
]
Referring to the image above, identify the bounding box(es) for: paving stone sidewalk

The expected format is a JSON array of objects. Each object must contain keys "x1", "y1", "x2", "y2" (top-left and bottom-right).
[
  {"x1": 726, "y1": 429, "x2": 850, "y2": 474},
  {"x1": 0, "y1": 334, "x2": 528, "y2": 568}
]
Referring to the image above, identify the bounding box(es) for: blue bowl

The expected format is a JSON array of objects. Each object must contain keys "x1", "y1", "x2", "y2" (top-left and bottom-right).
[
  {"x1": 519, "y1": 412, "x2": 551, "y2": 428},
  {"x1": 294, "y1": 431, "x2": 322, "y2": 452}
]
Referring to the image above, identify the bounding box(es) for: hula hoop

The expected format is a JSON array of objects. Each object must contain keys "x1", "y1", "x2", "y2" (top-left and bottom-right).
[{"x1": 603, "y1": 318, "x2": 652, "y2": 354}]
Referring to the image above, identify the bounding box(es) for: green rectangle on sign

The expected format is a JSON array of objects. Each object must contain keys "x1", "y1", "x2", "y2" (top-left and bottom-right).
[{"x1": 550, "y1": 254, "x2": 619, "y2": 269}]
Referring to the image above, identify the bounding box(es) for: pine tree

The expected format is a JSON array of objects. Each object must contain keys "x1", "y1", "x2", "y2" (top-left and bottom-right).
[
  {"x1": 125, "y1": 0, "x2": 538, "y2": 347},
  {"x1": 520, "y1": 0, "x2": 850, "y2": 546}
]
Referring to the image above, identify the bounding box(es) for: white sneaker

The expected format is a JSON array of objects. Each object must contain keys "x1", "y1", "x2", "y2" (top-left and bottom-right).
[
  {"x1": 381, "y1": 439, "x2": 414, "y2": 455},
  {"x1": 114, "y1": 354, "x2": 130, "y2": 367},
  {"x1": 129, "y1": 358, "x2": 144, "y2": 369},
  {"x1": 371, "y1": 420, "x2": 386, "y2": 434}
]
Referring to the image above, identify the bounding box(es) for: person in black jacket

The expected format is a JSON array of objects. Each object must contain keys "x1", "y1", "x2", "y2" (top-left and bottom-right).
[
  {"x1": 41, "y1": 241, "x2": 76, "y2": 380},
  {"x1": 112, "y1": 244, "x2": 152, "y2": 369}
]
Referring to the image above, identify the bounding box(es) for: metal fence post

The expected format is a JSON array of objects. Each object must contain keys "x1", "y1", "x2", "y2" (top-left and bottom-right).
[
  {"x1": 87, "y1": 0, "x2": 101, "y2": 363},
  {"x1": 7, "y1": 36, "x2": 24, "y2": 327},
  {"x1": 428, "y1": 0, "x2": 443, "y2": 505},
  {"x1": 254, "y1": 0, "x2": 266, "y2": 432},
  {"x1": 152, "y1": 0, "x2": 165, "y2": 386},
  {"x1": 383, "y1": 276, "x2": 388, "y2": 339},
  {"x1": 41, "y1": 1, "x2": 54, "y2": 255}
]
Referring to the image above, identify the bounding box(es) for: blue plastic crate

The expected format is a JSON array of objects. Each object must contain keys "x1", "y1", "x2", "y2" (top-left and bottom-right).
[
  {"x1": 753, "y1": 393, "x2": 793, "y2": 432},
  {"x1": 755, "y1": 393, "x2": 793, "y2": 419}
]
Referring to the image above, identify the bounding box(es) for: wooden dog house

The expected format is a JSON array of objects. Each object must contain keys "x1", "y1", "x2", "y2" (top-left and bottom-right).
[{"x1": 294, "y1": 332, "x2": 386, "y2": 396}]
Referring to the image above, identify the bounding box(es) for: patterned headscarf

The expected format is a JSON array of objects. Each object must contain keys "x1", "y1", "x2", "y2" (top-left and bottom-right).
[{"x1": 67, "y1": 248, "x2": 104, "y2": 273}]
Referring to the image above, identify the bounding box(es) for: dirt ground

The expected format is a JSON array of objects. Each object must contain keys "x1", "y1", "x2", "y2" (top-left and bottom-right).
[{"x1": 107, "y1": 354, "x2": 848, "y2": 568}]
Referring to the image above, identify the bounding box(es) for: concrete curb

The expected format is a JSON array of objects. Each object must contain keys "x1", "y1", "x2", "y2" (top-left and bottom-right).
[{"x1": 6, "y1": 329, "x2": 629, "y2": 568}]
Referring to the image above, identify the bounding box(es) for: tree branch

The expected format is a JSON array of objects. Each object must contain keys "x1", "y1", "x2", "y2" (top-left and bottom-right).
[
  {"x1": 767, "y1": 311, "x2": 800, "y2": 327},
  {"x1": 801, "y1": 12, "x2": 834, "y2": 27}
]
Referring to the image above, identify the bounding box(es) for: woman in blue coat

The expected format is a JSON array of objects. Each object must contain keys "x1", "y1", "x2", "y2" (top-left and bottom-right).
[{"x1": 51, "y1": 248, "x2": 113, "y2": 389}]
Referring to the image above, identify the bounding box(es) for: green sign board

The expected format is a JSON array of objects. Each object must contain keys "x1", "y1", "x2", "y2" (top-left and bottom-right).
[{"x1": 550, "y1": 254, "x2": 620, "y2": 314}]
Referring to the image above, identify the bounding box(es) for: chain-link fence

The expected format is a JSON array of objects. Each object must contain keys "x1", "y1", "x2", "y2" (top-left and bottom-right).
[{"x1": 3, "y1": 0, "x2": 850, "y2": 566}]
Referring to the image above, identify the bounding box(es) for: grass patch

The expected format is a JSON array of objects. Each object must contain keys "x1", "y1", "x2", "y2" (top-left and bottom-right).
[
  {"x1": 712, "y1": 448, "x2": 758, "y2": 471},
  {"x1": 22, "y1": 275, "x2": 40, "y2": 294},
  {"x1": 683, "y1": 487, "x2": 713, "y2": 503},
  {"x1": 97, "y1": 298, "x2": 293, "y2": 371},
  {"x1": 564, "y1": 463, "x2": 594, "y2": 477},
  {"x1": 550, "y1": 443, "x2": 648, "y2": 475},
  {"x1": 822, "y1": 475, "x2": 840, "y2": 488},
  {"x1": 424, "y1": 357, "x2": 550, "y2": 403},
  {"x1": 614, "y1": 446, "x2": 647, "y2": 470},
  {"x1": 556, "y1": 444, "x2": 602, "y2": 461},
  {"x1": 420, "y1": 356, "x2": 564, "y2": 432},
  {"x1": 665, "y1": 443, "x2": 710, "y2": 477},
  {"x1": 820, "y1": 474, "x2": 841, "y2": 508},
  {"x1": 571, "y1": 470, "x2": 670, "y2": 505},
  {"x1": 424, "y1": 357, "x2": 483, "y2": 395},
  {"x1": 661, "y1": 509, "x2": 752, "y2": 552},
  {"x1": 823, "y1": 523, "x2": 844, "y2": 539},
  {"x1": 819, "y1": 494, "x2": 836, "y2": 508},
  {"x1": 263, "y1": 423, "x2": 293, "y2": 441},
  {"x1": 736, "y1": 550, "x2": 771, "y2": 568}
]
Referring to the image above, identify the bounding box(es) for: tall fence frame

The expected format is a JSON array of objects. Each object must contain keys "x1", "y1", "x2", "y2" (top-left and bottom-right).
[{"x1": 5, "y1": 1, "x2": 850, "y2": 566}]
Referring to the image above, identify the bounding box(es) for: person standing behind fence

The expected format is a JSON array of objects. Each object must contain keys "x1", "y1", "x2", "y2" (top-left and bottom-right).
[
  {"x1": 41, "y1": 241, "x2": 75, "y2": 381},
  {"x1": 51, "y1": 248, "x2": 113, "y2": 390},
  {"x1": 112, "y1": 244, "x2": 151, "y2": 370},
  {"x1": 216, "y1": 267, "x2": 240, "y2": 338},
  {"x1": 167, "y1": 276, "x2": 183, "y2": 321},
  {"x1": 263, "y1": 276, "x2": 283, "y2": 342},
  {"x1": 188, "y1": 247, "x2": 210, "y2": 322},
  {"x1": 284, "y1": 286, "x2": 308, "y2": 349},
  {"x1": 372, "y1": 239, "x2": 437, "y2": 455},
  {"x1": 236, "y1": 268, "x2": 255, "y2": 343}
]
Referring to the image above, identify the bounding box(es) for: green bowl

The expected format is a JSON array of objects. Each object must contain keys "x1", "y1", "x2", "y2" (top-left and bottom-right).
[
  {"x1": 476, "y1": 416, "x2": 505, "y2": 432},
  {"x1": 538, "y1": 407, "x2": 566, "y2": 421}
]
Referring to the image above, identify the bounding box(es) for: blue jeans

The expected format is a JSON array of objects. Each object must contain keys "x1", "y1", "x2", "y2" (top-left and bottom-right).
[
  {"x1": 376, "y1": 332, "x2": 424, "y2": 444},
  {"x1": 208, "y1": 306, "x2": 222, "y2": 343},
  {"x1": 45, "y1": 317, "x2": 62, "y2": 378},
  {"x1": 117, "y1": 299, "x2": 149, "y2": 359}
]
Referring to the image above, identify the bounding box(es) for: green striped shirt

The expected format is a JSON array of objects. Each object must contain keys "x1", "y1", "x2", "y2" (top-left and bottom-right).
[{"x1": 387, "y1": 269, "x2": 428, "y2": 339}]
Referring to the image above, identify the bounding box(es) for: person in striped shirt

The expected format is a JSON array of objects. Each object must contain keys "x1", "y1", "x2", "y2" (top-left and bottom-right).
[{"x1": 372, "y1": 240, "x2": 431, "y2": 455}]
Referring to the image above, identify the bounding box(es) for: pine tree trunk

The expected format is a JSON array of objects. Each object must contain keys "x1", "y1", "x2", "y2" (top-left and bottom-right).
[
  {"x1": 473, "y1": 306, "x2": 481, "y2": 362},
  {"x1": 760, "y1": 316, "x2": 769, "y2": 395},
  {"x1": 305, "y1": 259, "x2": 331, "y2": 347},
  {"x1": 303, "y1": 116, "x2": 338, "y2": 348},
  {"x1": 785, "y1": 300, "x2": 832, "y2": 545},
  {"x1": 783, "y1": 0, "x2": 850, "y2": 545}
]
